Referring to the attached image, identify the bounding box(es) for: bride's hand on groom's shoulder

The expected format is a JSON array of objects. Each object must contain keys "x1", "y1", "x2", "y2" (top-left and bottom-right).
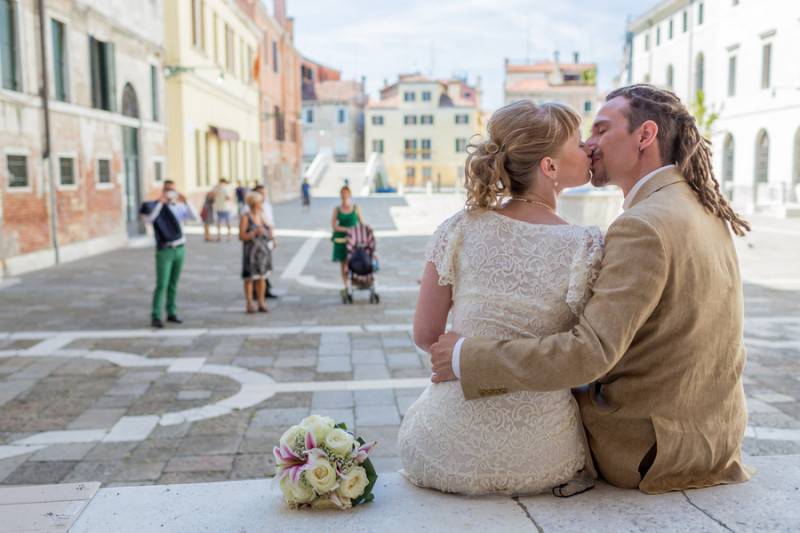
[{"x1": 430, "y1": 332, "x2": 460, "y2": 383}]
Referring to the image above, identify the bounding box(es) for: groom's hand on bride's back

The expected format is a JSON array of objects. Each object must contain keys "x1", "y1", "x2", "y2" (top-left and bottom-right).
[{"x1": 430, "y1": 332, "x2": 460, "y2": 383}]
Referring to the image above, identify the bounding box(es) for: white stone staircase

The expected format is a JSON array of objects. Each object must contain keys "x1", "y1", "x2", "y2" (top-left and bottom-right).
[{"x1": 304, "y1": 151, "x2": 387, "y2": 197}]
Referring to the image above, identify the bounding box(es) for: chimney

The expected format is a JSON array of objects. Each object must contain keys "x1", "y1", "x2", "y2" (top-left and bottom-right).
[
  {"x1": 573, "y1": 51, "x2": 579, "y2": 64},
  {"x1": 273, "y1": 0, "x2": 286, "y2": 25}
]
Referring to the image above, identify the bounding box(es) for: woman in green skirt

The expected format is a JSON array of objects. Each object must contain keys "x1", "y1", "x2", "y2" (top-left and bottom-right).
[{"x1": 331, "y1": 186, "x2": 364, "y2": 296}]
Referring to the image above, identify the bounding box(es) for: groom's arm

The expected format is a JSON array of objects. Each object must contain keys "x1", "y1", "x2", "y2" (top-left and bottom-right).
[{"x1": 458, "y1": 214, "x2": 668, "y2": 400}]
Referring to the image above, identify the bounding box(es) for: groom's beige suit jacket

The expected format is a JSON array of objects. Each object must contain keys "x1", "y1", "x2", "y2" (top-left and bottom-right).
[{"x1": 459, "y1": 168, "x2": 752, "y2": 494}]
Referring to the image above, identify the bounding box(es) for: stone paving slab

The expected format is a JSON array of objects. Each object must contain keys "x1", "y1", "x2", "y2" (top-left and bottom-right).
[{"x1": 69, "y1": 455, "x2": 799, "y2": 533}]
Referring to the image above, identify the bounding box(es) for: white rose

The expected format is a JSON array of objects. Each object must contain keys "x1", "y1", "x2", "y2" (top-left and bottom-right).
[
  {"x1": 279, "y1": 476, "x2": 315, "y2": 505},
  {"x1": 337, "y1": 466, "x2": 369, "y2": 500},
  {"x1": 324, "y1": 428, "x2": 355, "y2": 457},
  {"x1": 311, "y1": 495, "x2": 351, "y2": 510},
  {"x1": 279, "y1": 425, "x2": 307, "y2": 450},
  {"x1": 300, "y1": 415, "x2": 335, "y2": 443},
  {"x1": 305, "y1": 458, "x2": 338, "y2": 493}
]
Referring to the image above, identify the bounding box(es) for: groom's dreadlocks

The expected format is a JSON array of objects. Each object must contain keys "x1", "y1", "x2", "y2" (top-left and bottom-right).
[{"x1": 607, "y1": 84, "x2": 751, "y2": 236}]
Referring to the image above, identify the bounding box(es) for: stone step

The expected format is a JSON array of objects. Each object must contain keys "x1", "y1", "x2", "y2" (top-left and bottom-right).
[{"x1": 67, "y1": 455, "x2": 799, "y2": 532}]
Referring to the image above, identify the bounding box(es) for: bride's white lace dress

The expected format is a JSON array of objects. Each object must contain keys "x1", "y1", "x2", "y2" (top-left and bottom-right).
[{"x1": 398, "y1": 209, "x2": 604, "y2": 495}]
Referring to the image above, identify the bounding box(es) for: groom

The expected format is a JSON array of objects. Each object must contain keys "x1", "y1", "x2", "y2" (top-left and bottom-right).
[{"x1": 430, "y1": 85, "x2": 753, "y2": 494}]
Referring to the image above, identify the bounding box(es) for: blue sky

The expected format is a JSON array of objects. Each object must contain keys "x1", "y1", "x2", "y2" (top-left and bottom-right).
[{"x1": 282, "y1": 0, "x2": 652, "y2": 110}]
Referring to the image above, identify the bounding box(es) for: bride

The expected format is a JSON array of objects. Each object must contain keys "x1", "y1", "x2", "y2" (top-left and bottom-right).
[{"x1": 398, "y1": 100, "x2": 603, "y2": 495}]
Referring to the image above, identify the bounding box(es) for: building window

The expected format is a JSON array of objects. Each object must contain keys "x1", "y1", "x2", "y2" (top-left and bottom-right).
[
  {"x1": 372, "y1": 139, "x2": 384, "y2": 153},
  {"x1": 274, "y1": 106, "x2": 285, "y2": 141},
  {"x1": 455, "y1": 114, "x2": 469, "y2": 124},
  {"x1": 727, "y1": 56, "x2": 737, "y2": 97},
  {"x1": 403, "y1": 91, "x2": 415, "y2": 102},
  {"x1": 682, "y1": 10, "x2": 688, "y2": 32},
  {"x1": 761, "y1": 43, "x2": 772, "y2": 89},
  {"x1": 722, "y1": 134, "x2": 735, "y2": 184},
  {"x1": 794, "y1": 128, "x2": 800, "y2": 187},
  {"x1": 668, "y1": 19, "x2": 674, "y2": 39},
  {"x1": 272, "y1": 40, "x2": 278, "y2": 73},
  {"x1": 404, "y1": 115, "x2": 417, "y2": 125},
  {"x1": 421, "y1": 115, "x2": 434, "y2": 125},
  {"x1": 305, "y1": 109, "x2": 313, "y2": 123},
  {"x1": 455, "y1": 138, "x2": 467, "y2": 152},
  {"x1": 212, "y1": 12, "x2": 219, "y2": 63},
  {"x1": 583, "y1": 100, "x2": 592, "y2": 113},
  {"x1": 421, "y1": 139, "x2": 431, "y2": 159},
  {"x1": 371, "y1": 115, "x2": 383, "y2": 125},
  {"x1": 422, "y1": 166, "x2": 432, "y2": 180},
  {"x1": 89, "y1": 36, "x2": 116, "y2": 111},
  {"x1": 1, "y1": 0, "x2": 20, "y2": 91},
  {"x1": 404, "y1": 139, "x2": 417, "y2": 159},
  {"x1": 154, "y1": 160, "x2": 163, "y2": 183},
  {"x1": 150, "y1": 65, "x2": 159, "y2": 121},
  {"x1": 645, "y1": 33, "x2": 650, "y2": 51},
  {"x1": 694, "y1": 52, "x2": 704, "y2": 97},
  {"x1": 51, "y1": 19, "x2": 68, "y2": 102},
  {"x1": 405, "y1": 166, "x2": 416, "y2": 186},
  {"x1": 421, "y1": 91, "x2": 431, "y2": 102},
  {"x1": 97, "y1": 158, "x2": 111, "y2": 184},
  {"x1": 656, "y1": 27, "x2": 661, "y2": 46},
  {"x1": 6, "y1": 154, "x2": 28, "y2": 188},
  {"x1": 754, "y1": 130, "x2": 769, "y2": 184},
  {"x1": 224, "y1": 25, "x2": 234, "y2": 73},
  {"x1": 698, "y1": 2, "x2": 704, "y2": 25},
  {"x1": 666, "y1": 64, "x2": 674, "y2": 90},
  {"x1": 338, "y1": 108, "x2": 346, "y2": 124},
  {"x1": 59, "y1": 157, "x2": 75, "y2": 186},
  {"x1": 191, "y1": 0, "x2": 205, "y2": 48}
]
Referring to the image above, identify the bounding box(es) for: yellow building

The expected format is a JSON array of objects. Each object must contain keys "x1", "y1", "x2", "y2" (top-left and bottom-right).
[
  {"x1": 365, "y1": 74, "x2": 482, "y2": 190},
  {"x1": 164, "y1": 0, "x2": 261, "y2": 201}
]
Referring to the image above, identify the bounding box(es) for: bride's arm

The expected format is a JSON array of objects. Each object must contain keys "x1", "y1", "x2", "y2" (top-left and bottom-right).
[{"x1": 413, "y1": 262, "x2": 452, "y2": 352}]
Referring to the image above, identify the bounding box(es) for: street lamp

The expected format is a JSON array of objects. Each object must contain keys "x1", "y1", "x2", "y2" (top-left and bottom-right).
[{"x1": 164, "y1": 65, "x2": 225, "y2": 83}]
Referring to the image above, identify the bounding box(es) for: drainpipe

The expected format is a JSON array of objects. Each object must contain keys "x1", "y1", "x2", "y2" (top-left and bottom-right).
[{"x1": 37, "y1": 0, "x2": 60, "y2": 265}]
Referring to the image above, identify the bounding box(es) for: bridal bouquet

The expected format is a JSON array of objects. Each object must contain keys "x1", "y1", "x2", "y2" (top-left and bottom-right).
[{"x1": 273, "y1": 415, "x2": 378, "y2": 509}]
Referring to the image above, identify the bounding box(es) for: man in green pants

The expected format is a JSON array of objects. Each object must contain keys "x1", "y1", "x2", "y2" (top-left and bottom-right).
[{"x1": 140, "y1": 180, "x2": 198, "y2": 328}]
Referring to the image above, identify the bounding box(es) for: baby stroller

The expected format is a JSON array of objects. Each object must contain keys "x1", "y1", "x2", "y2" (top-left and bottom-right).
[{"x1": 343, "y1": 225, "x2": 380, "y2": 304}]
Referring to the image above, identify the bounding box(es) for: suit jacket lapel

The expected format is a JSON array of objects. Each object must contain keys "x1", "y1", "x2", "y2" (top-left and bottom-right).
[{"x1": 627, "y1": 168, "x2": 686, "y2": 210}]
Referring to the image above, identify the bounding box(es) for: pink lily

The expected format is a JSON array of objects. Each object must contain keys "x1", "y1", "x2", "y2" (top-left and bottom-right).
[
  {"x1": 273, "y1": 443, "x2": 308, "y2": 483},
  {"x1": 353, "y1": 441, "x2": 377, "y2": 464}
]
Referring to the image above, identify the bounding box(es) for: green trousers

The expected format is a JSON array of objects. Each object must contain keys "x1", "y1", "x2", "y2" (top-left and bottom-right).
[{"x1": 151, "y1": 245, "x2": 185, "y2": 320}]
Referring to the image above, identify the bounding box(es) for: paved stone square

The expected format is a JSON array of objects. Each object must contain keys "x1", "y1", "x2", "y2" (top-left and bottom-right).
[{"x1": 0, "y1": 195, "x2": 799, "y2": 489}]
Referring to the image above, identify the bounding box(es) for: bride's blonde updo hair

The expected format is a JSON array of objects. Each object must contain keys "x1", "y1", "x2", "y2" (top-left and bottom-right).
[{"x1": 465, "y1": 100, "x2": 581, "y2": 209}]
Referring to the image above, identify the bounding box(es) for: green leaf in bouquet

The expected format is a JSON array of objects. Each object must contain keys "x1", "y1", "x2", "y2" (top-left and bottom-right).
[
  {"x1": 335, "y1": 422, "x2": 348, "y2": 431},
  {"x1": 352, "y1": 457, "x2": 378, "y2": 506}
]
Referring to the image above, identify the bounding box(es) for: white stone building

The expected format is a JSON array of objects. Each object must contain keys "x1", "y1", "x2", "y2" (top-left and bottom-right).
[
  {"x1": 621, "y1": 0, "x2": 800, "y2": 215},
  {"x1": 302, "y1": 79, "x2": 367, "y2": 163}
]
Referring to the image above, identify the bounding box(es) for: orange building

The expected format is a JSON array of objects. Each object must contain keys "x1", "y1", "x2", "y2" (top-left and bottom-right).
[{"x1": 236, "y1": 0, "x2": 303, "y2": 201}]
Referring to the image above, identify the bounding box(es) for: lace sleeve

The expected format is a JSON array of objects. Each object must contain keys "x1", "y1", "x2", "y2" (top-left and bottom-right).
[
  {"x1": 566, "y1": 226, "x2": 605, "y2": 316},
  {"x1": 424, "y1": 210, "x2": 466, "y2": 286}
]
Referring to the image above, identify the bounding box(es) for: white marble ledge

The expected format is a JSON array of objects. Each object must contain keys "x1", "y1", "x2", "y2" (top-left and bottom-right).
[
  {"x1": 0, "y1": 482, "x2": 99, "y2": 533},
  {"x1": 69, "y1": 455, "x2": 799, "y2": 533}
]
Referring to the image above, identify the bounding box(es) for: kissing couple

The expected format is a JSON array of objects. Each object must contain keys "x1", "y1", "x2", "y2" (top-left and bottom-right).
[{"x1": 397, "y1": 84, "x2": 754, "y2": 496}]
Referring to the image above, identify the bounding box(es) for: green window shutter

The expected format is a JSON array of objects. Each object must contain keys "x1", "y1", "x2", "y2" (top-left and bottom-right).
[
  {"x1": 1, "y1": 0, "x2": 18, "y2": 91},
  {"x1": 105, "y1": 41, "x2": 116, "y2": 112},
  {"x1": 89, "y1": 36, "x2": 100, "y2": 108}
]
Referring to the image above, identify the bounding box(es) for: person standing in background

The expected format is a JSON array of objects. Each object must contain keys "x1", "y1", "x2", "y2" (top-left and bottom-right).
[
  {"x1": 213, "y1": 178, "x2": 233, "y2": 241},
  {"x1": 244, "y1": 184, "x2": 279, "y2": 299},
  {"x1": 139, "y1": 180, "x2": 199, "y2": 328},
  {"x1": 239, "y1": 192, "x2": 272, "y2": 314},
  {"x1": 301, "y1": 178, "x2": 311, "y2": 212},
  {"x1": 235, "y1": 181, "x2": 247, "y2": 217}
]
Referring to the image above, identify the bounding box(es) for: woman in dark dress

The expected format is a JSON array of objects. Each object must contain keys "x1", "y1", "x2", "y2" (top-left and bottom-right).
[{"x1": 239, "y1": 192, "x2": 272, "y2": 313}]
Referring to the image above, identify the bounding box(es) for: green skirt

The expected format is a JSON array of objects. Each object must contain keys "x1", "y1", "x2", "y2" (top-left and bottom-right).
[{"x1": 332, "y1": 234, "x2": 348, "y2": 262}]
